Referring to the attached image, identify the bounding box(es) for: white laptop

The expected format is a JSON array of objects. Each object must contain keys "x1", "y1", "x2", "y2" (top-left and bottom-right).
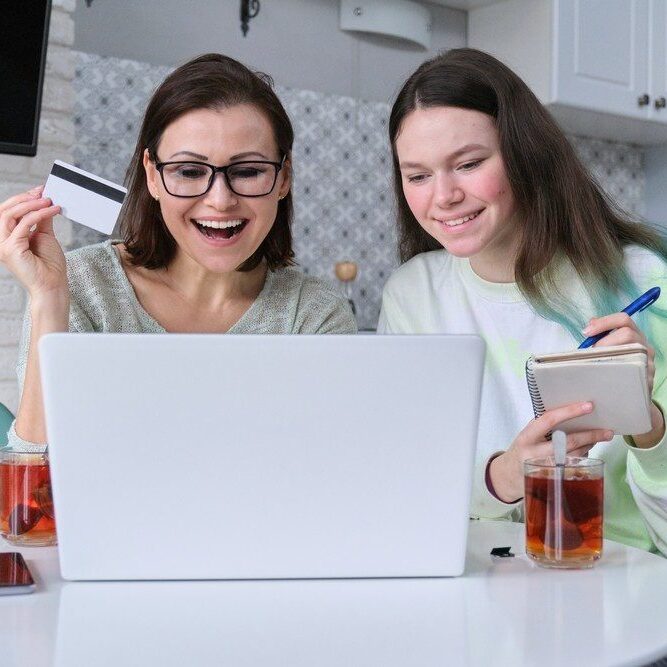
[{"x1": 39, "y1": 333, "x2": 485, "y2": 581}]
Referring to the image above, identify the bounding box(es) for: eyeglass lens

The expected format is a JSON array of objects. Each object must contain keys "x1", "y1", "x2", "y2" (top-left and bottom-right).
[{"x1": 160, "y1": 162, "x2": 278, "y2": 197}]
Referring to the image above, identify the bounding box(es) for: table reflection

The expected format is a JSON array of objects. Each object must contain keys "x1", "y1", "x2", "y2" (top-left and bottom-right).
[{"x1": 55, "y1": 577, "x2": 468, "y2": 667}]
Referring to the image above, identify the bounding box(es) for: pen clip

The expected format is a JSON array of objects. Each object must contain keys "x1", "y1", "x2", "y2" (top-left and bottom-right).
[
  {"x1": 621, "y1": 286, "x2": 661, "y2": 316},
  {"x1": 637, "y1": 287, "x2": 661, "y2": 313}
]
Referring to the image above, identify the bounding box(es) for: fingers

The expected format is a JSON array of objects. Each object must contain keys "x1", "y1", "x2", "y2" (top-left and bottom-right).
[
  {"x1": 586, "y1": 311, "x2": 657, "y2": 392},
  {"x1": 0, "y1": 197, "x2": 56, "y2": 240},
  {"x1": 585, "y1": 312, "x2": 648, "y2": 348},
  {"x1": 15, "y1": 205, "x2": 60, "y2": 238},
  {"x1": 566, "y1": 429, "x2": 614, "y2": 451},
  {"x1": 649, "y1": 358, "x2": 656, "y2": 395},
  {"x1": 585, "y1": 312, "x2": 636, "y2": 336},
  {"x1": 33, "y1": 215, "x2": 55, "y2": 237},
  {"x1": 566, "y1": 429, "x2": 615, "y2": 459},
  {"x1": 528, "y1": 402, "x2": 594, "y2": 440},
  {"x1": 593, "y1": 327, "x2": 646, "y2": 347},
  {"x1": 0, "y1": 206, "x2": 60, "y2": 266},
  {"x1": 568, "y1": 443, "x2": 596, "y2": 458},
  {"x1": 0, "y1": 186, "x2": 44, "y2": 217}
]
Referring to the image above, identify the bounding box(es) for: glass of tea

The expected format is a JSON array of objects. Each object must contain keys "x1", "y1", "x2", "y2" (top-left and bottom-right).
[
  {"x1": 524, "y1": 456, "x2": 603, "y2": 569},
  {"x1": 0, "y1": 449, "x2": 57, "y2": 547}
]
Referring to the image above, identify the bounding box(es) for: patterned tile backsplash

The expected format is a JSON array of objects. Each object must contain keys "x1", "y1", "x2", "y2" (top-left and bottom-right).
[{"x1": 71, "y1": 51, "x2": 645, "y2": 330}]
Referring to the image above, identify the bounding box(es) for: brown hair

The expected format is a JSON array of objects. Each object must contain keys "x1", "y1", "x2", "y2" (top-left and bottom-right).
[
  {"x1": 118, "y1": 53, "x2": 295, "y2": 272},
  {"x1": 389, "y1": 48, "x2": 667, "y2": 338}
]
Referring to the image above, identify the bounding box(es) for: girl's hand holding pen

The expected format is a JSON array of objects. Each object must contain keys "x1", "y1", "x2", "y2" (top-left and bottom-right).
[
  {"x1": 583, "y1": 311, "x2": 656, "y2": 393},
  {"x1": 578, "y1": 287, "x2": 661, "y2": 350},
  {"x1": 582, "y1": 305, "x2": 664, "y2": 448}
]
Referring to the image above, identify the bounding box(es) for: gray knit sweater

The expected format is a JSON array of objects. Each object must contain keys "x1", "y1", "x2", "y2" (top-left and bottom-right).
[{"x1": 8, "y1": 240, "x2": 356, "y2": 451}]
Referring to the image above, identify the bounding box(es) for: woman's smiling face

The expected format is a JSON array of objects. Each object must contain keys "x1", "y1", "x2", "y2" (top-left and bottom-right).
[
  {"x1": 144, "y1": 104, "x2": 290, "y2": 274},
  {"x1": 395, "y1": 106, "x2": 521, "y2": 277}
]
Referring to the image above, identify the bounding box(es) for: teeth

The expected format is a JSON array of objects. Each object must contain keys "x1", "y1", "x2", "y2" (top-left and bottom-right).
[
  {"x1": 439, "y1": 211, "x2": 481, "y2": 227},
  {"x1": 194, "y1": 219, "x2": 245, "y2": 229}
]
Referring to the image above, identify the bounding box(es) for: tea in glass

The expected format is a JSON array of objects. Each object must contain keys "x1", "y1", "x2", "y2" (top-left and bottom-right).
[
  {"x1": 0, "y1": 450, "x2": 57, "y2": 547},
  {"x1": 524, "y1": 456, "x2": 603, "y2": 569}
]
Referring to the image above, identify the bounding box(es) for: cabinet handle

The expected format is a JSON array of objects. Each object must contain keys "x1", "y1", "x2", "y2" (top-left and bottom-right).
[
  {"x1": 655, "y1": 97, "x2": 667, "y2": 110},
  {"x1": 638, "y1": 93, "x2": 650, "y2": 107}
]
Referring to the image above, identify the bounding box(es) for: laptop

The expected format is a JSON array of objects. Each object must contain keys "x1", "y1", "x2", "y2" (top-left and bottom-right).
[{"x1": 39, "y1": 333, "x2": 485, "y2": 581}]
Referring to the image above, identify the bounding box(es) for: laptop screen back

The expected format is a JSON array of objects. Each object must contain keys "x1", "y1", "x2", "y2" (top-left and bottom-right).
[{"x1": 40, "y1": 333, "x2": 485, "y2": 580}]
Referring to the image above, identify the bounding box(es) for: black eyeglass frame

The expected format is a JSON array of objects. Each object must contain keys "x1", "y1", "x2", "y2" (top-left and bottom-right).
[{"x1": 152, "y1": 155, "x2": 286, "y2": 199}]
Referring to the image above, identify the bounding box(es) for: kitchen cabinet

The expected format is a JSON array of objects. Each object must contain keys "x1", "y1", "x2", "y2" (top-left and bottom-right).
[
  {"x1": 427, "y1": 0, "x2": 497, "y2": 7},
  {"x1": 644, "y1": 144, "x2": 667, "y2": 227},
  {"x1": 468, "y1": 0, "x2": 667, "y2": 144}
]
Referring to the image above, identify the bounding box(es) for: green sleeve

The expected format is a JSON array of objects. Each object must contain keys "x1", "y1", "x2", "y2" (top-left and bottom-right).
[{"x1": 623, "y1": 273, "x2": 667, "y2": 554}]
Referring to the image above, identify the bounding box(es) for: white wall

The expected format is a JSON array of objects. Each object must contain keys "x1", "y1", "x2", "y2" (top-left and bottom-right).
[{"x1": 73, "y1": 0, "x2": 467, "y2": 103}]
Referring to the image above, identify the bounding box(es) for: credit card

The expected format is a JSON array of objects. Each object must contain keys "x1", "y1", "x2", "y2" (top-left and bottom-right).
[{"x1": 43, "y1": 160, "x2": 127, "y2": 235}]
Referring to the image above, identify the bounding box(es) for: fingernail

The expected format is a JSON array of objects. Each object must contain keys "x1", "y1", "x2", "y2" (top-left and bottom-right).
[
  {"x1": 606, "y1": 430, "x2": 614, "y2": 440},
  {"x1": 582, "y1": 325, "x2": 592, "y2": 335},
  {"x1": 583, "y1": 402, "x2": 593, "y2": 412}
]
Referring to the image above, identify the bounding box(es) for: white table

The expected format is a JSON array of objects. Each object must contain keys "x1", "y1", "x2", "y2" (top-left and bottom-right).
[{"x1": 2, "y1": 520, "x2": 667, "y2": 667}]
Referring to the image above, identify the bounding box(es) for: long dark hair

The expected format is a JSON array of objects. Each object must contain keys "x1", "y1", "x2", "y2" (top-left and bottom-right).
[
  {"x1": 389, "y1": 48, "x2": 667, "y2": 340},
  {"x1": 118, "y1": 53, "x2": 295, "y2": 272}
]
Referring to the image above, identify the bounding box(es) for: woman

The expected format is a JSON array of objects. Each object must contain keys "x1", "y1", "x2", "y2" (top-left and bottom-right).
[
  {"x1": 379, "y1": 48, "x2": 667, "y2": 555},
  {"x1": 0, "y1": 53, "x2": 356, "y2": 450}
]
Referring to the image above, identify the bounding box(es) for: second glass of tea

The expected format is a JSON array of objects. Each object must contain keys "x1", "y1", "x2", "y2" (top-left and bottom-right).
[
  {"x1": 524, "y1": 456, "x2": 604, "y2": 569},
  {"x1": 0, "y1": 449, "x2": 57, "y2": 547}
]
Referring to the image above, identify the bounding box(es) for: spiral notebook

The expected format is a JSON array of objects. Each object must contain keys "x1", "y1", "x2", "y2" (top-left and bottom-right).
[{"x1": 525, "y1": 343, "x2": 652, "y2": 435}]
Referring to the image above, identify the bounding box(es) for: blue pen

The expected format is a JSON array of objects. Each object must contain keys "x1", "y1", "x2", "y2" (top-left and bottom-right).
[{"x1": 578, "y1": 286, "x2": 661, "y2": 349}]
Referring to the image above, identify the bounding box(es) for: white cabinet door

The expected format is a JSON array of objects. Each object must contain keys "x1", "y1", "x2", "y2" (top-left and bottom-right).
[
  {"x1": 649, "y1": 0, "x2": 667, "y2": 121},
  {"x1": 555, "y1": 0, "x2": 650, "y2": 119}
]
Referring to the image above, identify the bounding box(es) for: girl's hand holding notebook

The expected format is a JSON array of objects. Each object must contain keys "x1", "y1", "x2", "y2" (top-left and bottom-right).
[{"x1": 526, "y1": 287, "x2": 662, "y2": 438}]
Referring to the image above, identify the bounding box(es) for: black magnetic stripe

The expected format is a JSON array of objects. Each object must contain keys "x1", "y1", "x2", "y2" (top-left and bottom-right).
[{"x1": 51, "y1": 163, "x2": 126, "y2": 204}]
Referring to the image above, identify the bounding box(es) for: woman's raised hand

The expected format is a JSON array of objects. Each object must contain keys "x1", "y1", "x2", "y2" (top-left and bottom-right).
[
  {"x1": 0, "y1": 187, "x2": 66, "y2": 301},
  {"x1": 489, "y1": 402, "x2": 614, "y2": 502},
  {"x1": 2, "y1": 188, "x2": 69, "y2": 445}
]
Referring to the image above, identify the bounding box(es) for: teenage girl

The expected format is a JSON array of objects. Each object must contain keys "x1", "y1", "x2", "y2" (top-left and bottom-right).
[{"x1": 379, "y1": 48, "x2": 667, "y2": 554}]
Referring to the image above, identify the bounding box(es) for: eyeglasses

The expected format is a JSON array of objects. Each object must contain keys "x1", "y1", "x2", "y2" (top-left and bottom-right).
[{"x1": 153, "y1": 156, "x2": 285, "y2": 198}]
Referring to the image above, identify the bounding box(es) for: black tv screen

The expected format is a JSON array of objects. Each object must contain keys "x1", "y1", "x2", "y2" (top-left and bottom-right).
[{"x1": 0, "y1": 1, "x2": 52, "y2": 157}]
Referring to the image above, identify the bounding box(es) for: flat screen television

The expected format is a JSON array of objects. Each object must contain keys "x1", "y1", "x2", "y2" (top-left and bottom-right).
[{"x1": 0, "y1": 1, "x2": 52, "y2": 157}]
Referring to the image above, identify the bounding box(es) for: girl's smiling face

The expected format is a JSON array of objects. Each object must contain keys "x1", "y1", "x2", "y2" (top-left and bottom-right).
[
  {"x1": 144, "y1": 104, "x2": 290, "y2": 274},
  {"x1": 395, "y1": 106, "x2": 521, "y2": 280}
]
